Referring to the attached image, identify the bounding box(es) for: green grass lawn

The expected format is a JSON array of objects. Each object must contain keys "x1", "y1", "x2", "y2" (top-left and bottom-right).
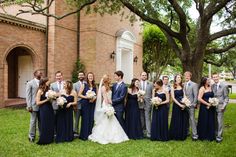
[
  {"x1": 0, "y1": 104, "x2": 236, "y2": 157},
  {"x1": 229, "y1": 93, "x2": 236, "y2": 99}
]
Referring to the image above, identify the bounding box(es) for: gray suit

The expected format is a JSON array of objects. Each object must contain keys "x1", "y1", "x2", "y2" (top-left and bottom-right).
[
  {"x1": 212, "y1": 82, "x2": 229, "y2": 141},
  {"x1": 26, "y1": 78, "x2": 39, "y2": 139},
  {"x1": 184, "y1": 80, "x2": 198, "y2": 139},
  {"x1": 50, "y1": 81, "x2": 64, "y2": 110},
  {"x1": 73, "y1": 81, "x2": 84, "y2": 133},
  {"x1": 139, "y1": 81, "x2": 153, "y2": 137}
]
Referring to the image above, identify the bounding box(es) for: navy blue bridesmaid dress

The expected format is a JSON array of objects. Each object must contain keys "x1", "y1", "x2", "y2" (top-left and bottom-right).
[
  {"x1": 151, "y1": 92, "x2": 169, "y2": 141},
  {"x1": 125, "y1": 93, "x2": 143, "y2": 139},
  {"x1": 79, "y1": 83, "x2": 96, "y2": 140},
  {"x1": 37, "y1": 90, "x2": 54, "y2": 145},
  {"x1": 56, "y1": 95, "x2": 74, "y2": 143},
  {"x1": 197, "y1": 91, "x2": 216, "y2": 141},
  {"x1": 169, "y1": 89, "x2": 189, "y2": 140}
]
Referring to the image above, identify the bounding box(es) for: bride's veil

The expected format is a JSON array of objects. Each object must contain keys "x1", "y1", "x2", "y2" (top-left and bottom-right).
[{"x1": 94, "y1": 78, "x2": 104, "y2": 124}]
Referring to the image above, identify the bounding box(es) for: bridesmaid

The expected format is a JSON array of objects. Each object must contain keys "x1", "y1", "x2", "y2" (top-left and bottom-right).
[
  {"x1": 56, "y1": 80, "x2": 77, "y2": 143},
  {"x1": 150, "y1": 79, "x2": 169, "y2": 141},
  {"x1": 169, "y1": 74, "x2": 189, "y2": 140},
  {"x1": 36, "y1": 77, "x2": 54, "y2": 145},
  {"x1": 125, "y1": 78, "x2": 143, "y2": 139},
  {"x1": 197, "y1": 77, "x2": 216, "y2": 141},
  {"x1": 79, "y1": 72, "x2": 97, "y2": 140}
]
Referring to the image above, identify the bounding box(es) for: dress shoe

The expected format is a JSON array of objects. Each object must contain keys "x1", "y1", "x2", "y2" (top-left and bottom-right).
[{"x1": 28, "y1": 137, "x2": 35, "y2": 143}]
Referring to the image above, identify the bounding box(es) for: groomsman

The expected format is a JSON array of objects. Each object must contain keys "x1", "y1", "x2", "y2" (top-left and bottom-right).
[
  {"x1": 139, "y1": 72, "x2": 153, "y2": 138},
  {"x1": 26, "y1": 69, "x2": 43, "y2": 142},
  {"x1": 184, "y1": 71, "x2": 198, "y2": 140},
  {"x1": 73, "y1": 71, "x2": 86, "y2": 136},
  {"x1": 112, "y1": 70, "x2": 127, "y2": 130},
  {"x1": 212, "y1": 73, "x2": 229, "y2": 143},
  {"x1": 50, "y1": 71, "x2": 64, "y2": 135}
]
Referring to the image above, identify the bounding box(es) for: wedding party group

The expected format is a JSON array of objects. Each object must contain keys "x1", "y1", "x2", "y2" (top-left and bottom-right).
[{"x1": 26, "y1": 69, "x2": 229, "y2": 145}]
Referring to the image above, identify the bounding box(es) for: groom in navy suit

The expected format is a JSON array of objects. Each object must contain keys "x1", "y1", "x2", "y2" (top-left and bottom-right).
[{"x1": 112, "y1": 71, "x2": 127, "y2": 130}]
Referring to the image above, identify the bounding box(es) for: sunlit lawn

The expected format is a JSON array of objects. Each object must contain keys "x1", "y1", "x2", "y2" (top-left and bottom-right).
[
  {"x1": 0, "y1": 104, "x2": 235, "y2": 157},
  {"x1": 229, "y1": 93, "x2": 236, "y2": 99}
]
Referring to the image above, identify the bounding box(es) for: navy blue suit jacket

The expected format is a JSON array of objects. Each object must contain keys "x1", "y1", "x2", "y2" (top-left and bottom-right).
[{"x1": 112, "y1": 82, "x2": 127, "y2": 112}]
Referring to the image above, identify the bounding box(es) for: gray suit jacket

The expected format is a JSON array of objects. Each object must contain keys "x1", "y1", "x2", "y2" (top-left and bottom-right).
[
  {"x1": 184, "y1": 80, "x2": 198, "y2": 107},
  {"x1": 26, "y1": 79, "x2": 39, "y2": 111},
  {"x1": 50, "y1": 81, "x2": 64, "y2": 110},
  {"x1": 73, "y1": 81, "x2": 85, "y2": 110},
  {"x1": 139, "y1": 81, "x2": 153, "y2": 109},
  {"x1": 212, "y1": 82, "x2": 229, "y2": 109}
]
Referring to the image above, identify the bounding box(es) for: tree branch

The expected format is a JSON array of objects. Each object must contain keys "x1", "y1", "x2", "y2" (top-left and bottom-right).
[
  {"x1": 16, "y1": 0, "x2": 97, "y2": 20},
  {"x1": 168, "y1": 0, "x2": 187, "y2": 35},
  {"x1": 119, "y1": 0, "x2": 180, "y2": 39},
  {"x1": 203, "y1": 58, "x2": 225, "y2": 66},
  {"x1": 204, "y1": 0, "x2": 231, "y2": 21},
  {"x1": 206, "y1": 41, "x2": 236, "y2": 54},
  {"x1": 208, "y1": 28, "x2": 236, "y2": 42}
]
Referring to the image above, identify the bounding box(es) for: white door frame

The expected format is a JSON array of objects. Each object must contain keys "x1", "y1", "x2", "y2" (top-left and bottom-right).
[{"x1": 115, "y1": 30, "x2": 136, "y2": 83}]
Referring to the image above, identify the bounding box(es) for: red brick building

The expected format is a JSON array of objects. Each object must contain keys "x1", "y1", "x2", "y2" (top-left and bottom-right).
[{"x1": 0, "y1": 1, "x2": 143, "y2": 108}]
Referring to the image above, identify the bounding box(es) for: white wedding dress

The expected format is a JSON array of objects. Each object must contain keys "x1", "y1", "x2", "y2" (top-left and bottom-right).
[{"x1": 88, "y1": 86, "x2": 129, "y2": 144}]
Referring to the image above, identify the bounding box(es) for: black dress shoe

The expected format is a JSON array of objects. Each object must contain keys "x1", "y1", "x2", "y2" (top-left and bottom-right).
[
  {"x1": 192, "y1": 138, "x2": 198, "y2": 141},
  {"x1": 28, "y1": 137, "x2": 35, "y2": 142},
  {"x1": 216, "y1": 140, "x2": 222, "y2": 143}
]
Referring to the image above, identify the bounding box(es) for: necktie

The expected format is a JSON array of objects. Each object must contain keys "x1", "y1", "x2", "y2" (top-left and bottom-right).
[{"x1": 58, "y1": 82, "x2": 61, "y2": 91}]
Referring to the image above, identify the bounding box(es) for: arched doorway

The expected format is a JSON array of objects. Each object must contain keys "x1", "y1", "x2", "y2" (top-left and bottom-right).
[
  {"x1": 6, "y1": 47, "x2": 34, "y2": 98},
  {"x1": 116, "y1": 29, "x2": 136, "y2": 83}
]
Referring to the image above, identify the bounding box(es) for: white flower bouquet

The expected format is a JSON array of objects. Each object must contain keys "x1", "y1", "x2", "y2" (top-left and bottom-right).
[
  {"x1": 209, "y1": 97, "x2": 219, "y2": 107},
  {"x1": 151, "y1": 97, "x2": 162, "y2": 109},
  {"x1": 137, "y1": 90, "x2": 146, "y2": 102},
  {"x1": 86, "y1": 90, "x2": 96, "y2": 99},
  {"x1": 56, "y1": 96, "x2": 67, "y2": 107},
  {"x1": 45, "y1": 90, "x2": 57, "y2": 100},
  {"x1": 181, "y1": 97, "x2": 191, "y2": 108},
  {"x1": 104, "y1": 106, "x2": 116, "y2": 118}
]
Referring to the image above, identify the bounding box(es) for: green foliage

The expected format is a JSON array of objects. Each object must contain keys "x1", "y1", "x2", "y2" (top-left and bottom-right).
[
  {"x1": 143, "y1": 23, "x2": 179, "y2": 79},
  {"x1": 71, "y1": 59, "x2": 85, "y2": 83},
  {"x1": 0, "y1": 104, "x2": 236, "y2": 156},
  {"x1": 229, "y1": 93, "x2": 236, "y2": 99}
]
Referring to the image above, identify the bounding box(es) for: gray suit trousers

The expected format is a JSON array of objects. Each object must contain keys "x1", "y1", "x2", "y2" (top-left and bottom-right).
[
  {"x1": 29, "y1": 111, "x2": 40, "y2": 139},
  {"x1": 216, "y1": 109, "x2": 224, "y2": 141},
  {"x1": 188, "y1": 107, "x2": 198, "y2": 139}
]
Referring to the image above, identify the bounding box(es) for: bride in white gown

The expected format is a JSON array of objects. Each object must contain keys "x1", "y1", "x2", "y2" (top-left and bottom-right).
[{"x1": 88, "y1": 74, "x2": 129, "y2": 144}]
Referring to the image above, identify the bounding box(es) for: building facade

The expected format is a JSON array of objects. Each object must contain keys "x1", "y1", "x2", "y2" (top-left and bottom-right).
[{"x1": 0, "y1": 1, "x2": 143, "y2": 108}]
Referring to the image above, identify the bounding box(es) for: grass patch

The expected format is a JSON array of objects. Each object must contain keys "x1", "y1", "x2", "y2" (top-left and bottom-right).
[
  {"x1": 0, "y1": 104, "x2": 236, "y2": 157},
  {"x1": 229, "y1": 93, "x2": 236, "y2": 99}
]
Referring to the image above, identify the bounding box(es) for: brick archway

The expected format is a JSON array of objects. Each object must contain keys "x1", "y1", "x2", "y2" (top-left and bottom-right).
[{"x1": 4, "y1": 44, "x2": 38, "y2": 99}]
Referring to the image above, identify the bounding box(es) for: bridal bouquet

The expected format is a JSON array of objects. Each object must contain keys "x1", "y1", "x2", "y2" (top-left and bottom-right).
[
  {"x1": 181, "y1": 97, "x2": 191, "y2": 108},
  {"x1": 151, "y1": 97, "x2": 162, "y2": 109},
  {"x1": 56, "y1": 96, "x2": 67, "y2": 107},
  {"x1": 45, "y1": 90, "x2": 57, "y2": 100},
  {"x1": 209, "y1": 97, "x2": 219, "y2": 107},
  {"x1": 86, "y1": 90, "x2": 96, "y2": 99},
  {"x1": 105, "y1": 106, "x2": 115, "y2": 119},
  {"x1": 137, "y1": 90, "x2": 146, "y2": 102}
]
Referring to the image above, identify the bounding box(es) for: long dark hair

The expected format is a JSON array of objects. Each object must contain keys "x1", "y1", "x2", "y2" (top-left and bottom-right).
[
  {"x1": 65, "y1": 80, "x2": 73, "y2": 95},
  {"x1": 199, "y1": 77, "x2": 208, "y2": 89},
  {"x1": 129, "y1": 78, "x2": 139, "y2": 92},
  {"x1": 173, "y1": 74, "x2": 183, "y2": 89},
  {"x1": 153, "y1": 79, "x2": 163, "y2": 92},
  {"x1": 86, "y1": 72, "x2": 96, "y2": 88},
  {"x1": 38, "y1": 77, "x2": 49, "y2": 92}
]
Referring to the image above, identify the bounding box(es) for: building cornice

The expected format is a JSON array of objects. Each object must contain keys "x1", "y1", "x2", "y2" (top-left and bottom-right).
[{"x1": 0, "y1": 13, "x2": 46, "y2": 32}]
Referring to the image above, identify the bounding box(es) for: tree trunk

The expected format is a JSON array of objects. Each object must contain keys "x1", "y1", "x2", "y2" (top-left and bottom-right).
[{"x1": 182, "y1": 55, "x2": 204, "y2": 84}]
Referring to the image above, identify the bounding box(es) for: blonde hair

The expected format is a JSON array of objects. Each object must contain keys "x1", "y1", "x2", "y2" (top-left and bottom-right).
[{"x1": 102, "y1": 74, "x2": 111, "y2": 91}]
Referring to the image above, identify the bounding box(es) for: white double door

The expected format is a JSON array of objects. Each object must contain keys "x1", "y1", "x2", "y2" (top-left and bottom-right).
[{"x1": 17, "y1": 55, "x2": 33, "y2": 98}]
